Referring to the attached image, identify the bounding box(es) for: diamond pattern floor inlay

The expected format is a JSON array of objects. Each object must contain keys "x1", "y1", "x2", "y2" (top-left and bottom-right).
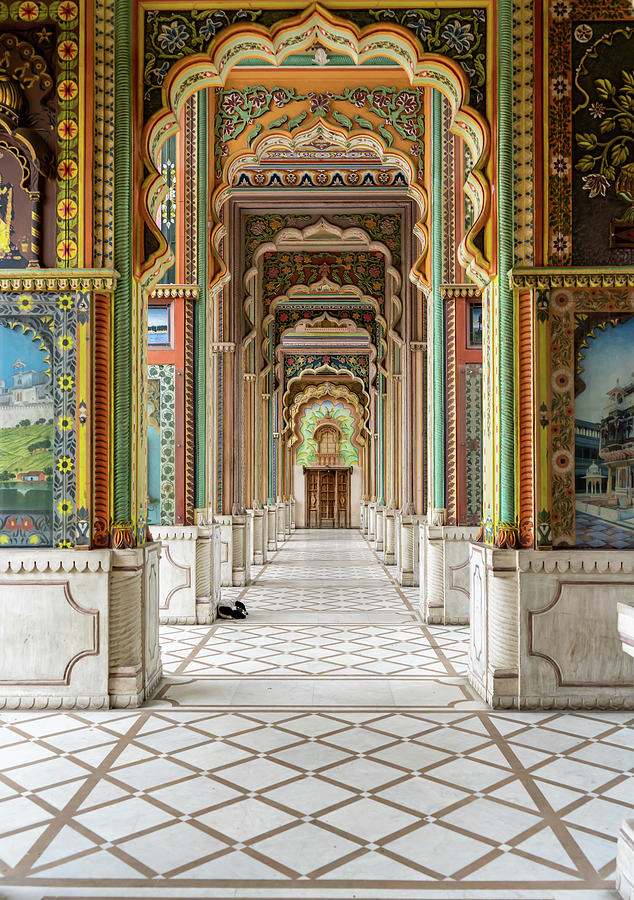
[{"x1": 0, "y1": 529, "x2": 629, "y2": 898}]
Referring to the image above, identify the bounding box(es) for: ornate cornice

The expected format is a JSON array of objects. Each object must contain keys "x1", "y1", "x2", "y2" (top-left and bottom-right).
[
  {"x1": 149, "y1": 284, "x2": 200, "y2": 301},
  {"x1": 440, "y1": 283, "x2": 483, "y2": 299},
  {"x1": 509, "y1": 268, "x2": 634, "y2": 289},
  {"x1": 0, "y1": 269, "x2": 119, "y2": 293}
]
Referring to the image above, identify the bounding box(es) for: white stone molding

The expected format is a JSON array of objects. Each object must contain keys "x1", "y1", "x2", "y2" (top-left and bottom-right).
[
  {"x1": 0, "y1": 546, "x2": 161, "y2": 710},
  {"x1": 468, "y1": 546, "x2": 634, "y2": 709},
  {"x1": 155, "y1": 525, "x2": 219, "y2": 624}
]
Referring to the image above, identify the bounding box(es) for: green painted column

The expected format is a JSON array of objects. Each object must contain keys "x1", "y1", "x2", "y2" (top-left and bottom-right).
[
  {"x1": 112, "y1": 0, "x2": 133, "y2": 529},
  {"x1": 195, "y1": 89, "x2": 208, "y2": 510},
  {"x1": 431, "y1": 88, "x2": 445, "y2": 512},
  {"x1": 497, "y1": 0, "x2": 516, "y2": 541}
]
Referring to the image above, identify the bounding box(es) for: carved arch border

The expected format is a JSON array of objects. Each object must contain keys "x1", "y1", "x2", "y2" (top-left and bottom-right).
[{"x1": 140, "y1": 5, "x2": 492, "y2": 289}]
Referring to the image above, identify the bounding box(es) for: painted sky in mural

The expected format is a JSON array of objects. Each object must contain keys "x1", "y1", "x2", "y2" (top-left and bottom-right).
[{"x1": 575, "y1": 315, "x2": 634, "y2": 548}]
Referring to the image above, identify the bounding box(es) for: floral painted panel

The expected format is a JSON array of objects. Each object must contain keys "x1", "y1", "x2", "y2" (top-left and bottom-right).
[
  {"x1": 297, "y1": 400, "x2": 359, "y2": 467},
  {"x1": 573, "y1": 22, "x2": 634, "y2": 264},
  {"x1": 263, "y1": 251, "x2": 385, "y2": 312},
  {"x1": 215, "y1": 86, "x2": 424, "y2": 177},
  {"x1": 284, "y1": 354, "x2": 369, "y2": 391},
  {"x1": 147, "y1": 363, "x2": 175, "y2": 525},
  {"x1": 0, "y1": 291, "x2": 83, "y2": 548}
]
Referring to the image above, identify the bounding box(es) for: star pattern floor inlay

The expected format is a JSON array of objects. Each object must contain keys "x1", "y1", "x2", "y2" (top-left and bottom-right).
[{"x1": 0, "y1": 529, "x2": 629, "y2": 898}]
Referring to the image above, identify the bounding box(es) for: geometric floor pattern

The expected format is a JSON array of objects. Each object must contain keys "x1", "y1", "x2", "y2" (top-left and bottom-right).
[{"x1": 0, "y1": 529, "x2": 629, "y2": 898}]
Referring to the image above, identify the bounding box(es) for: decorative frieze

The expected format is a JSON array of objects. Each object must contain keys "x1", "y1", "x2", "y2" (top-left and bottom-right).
[{"x1": 510, "y1": 267, "x2": 634, "y2": 289}]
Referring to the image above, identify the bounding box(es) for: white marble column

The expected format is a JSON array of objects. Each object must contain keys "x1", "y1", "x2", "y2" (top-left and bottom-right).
[
  {"x1": 367, "y1": 502, "x2": 377, "y2": 543},
  {"x1": 384, "y1": 507, "x2": 396, "y2": 565},
  {"x1": 250, "y1": 507, "x2": 267, "y2": 565},
  {"x1": 397, "y1": 514, "x2": 416, "y2": 586},
  {"x1": 374, "y1": 506, "x2": 385, "y2": 553},
  {"x1": 267, "y1": 504, "x2": 278, "y2": 553},
  {"x1": 231, "y1": 514, "x2": 251, "y2": 587}
]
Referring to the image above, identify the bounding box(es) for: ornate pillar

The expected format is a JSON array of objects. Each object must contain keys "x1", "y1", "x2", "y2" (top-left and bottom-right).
[
  {"x1": 429, "y1": 87, "x2": 445, "y2": 527},
  {"x1": 496, "y1": 0, "x2": 517, "y2": 546}
]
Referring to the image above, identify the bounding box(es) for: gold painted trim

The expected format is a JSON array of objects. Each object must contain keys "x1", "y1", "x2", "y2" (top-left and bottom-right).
[
  {"x1": 0, "y1": 269, "x2": 119, "y2": 292},
  {"x1": 510, "y1": 268, "x2": 634, "y2": 289}
]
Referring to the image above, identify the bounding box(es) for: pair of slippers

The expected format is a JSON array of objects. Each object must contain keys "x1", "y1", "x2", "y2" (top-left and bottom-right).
[{"x1": 218, "y1": 600, "x2": 248, "y2": 620}]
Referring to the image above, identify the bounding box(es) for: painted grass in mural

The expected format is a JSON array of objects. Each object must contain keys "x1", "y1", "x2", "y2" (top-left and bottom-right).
[
  {"x1": 0, "y1": 325, "x2": 53, "y2": 545},
  {"x1": 575, "y1": 314, "x2": 634, "y2": 548}
]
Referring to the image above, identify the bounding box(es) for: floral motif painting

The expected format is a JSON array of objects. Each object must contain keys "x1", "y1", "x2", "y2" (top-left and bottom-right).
[
  {"x1": 296, "y1": 401, "x2": 359, "y2": 467},
  {"x1": 263, "y1": 251, "x2": 385, "y2": 312},
  {"x1": 573, "y1": 23, "x2": 634, "y2": 262},
  {"x1": 574, "y1": 314, "x2": 634, "y2": 548}
]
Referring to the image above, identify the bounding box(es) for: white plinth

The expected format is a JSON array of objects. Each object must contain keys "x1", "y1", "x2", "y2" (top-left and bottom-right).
[
  {"x1": 154, "y1": 524, "x2": 220, "y2": 624},
  {"x1": 469, "y1": 545, "x2": 634, "y2": 709},
  {"x1": 0, "y1": 544, "x2": 162, "y2": 709}
]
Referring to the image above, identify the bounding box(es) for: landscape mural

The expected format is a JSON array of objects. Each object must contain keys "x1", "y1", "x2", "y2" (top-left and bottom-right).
[
  {"x1": 0, "y1": 324, "x2": 54, "y2": 546},
  {"x1": 575, "y1": 315, "x2": 634, "y2": 548}
]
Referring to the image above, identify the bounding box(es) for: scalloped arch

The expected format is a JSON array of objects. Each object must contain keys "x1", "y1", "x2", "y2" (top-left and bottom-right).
[{"x1": 141, "y1": 4, "x2": 492, "y2": 289}]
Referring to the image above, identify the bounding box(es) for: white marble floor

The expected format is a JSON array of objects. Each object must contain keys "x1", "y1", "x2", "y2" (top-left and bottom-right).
[{"x1": 0, "y1": 529, "x2": 630, "y2": 899}]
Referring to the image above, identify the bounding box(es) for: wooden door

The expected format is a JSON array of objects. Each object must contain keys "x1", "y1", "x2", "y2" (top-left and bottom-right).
[
  {"x1": 319, "y1": 470, "x2": 335, "y2": 526},
  {"x1": 304, "y1": 468, "x2": 350, "y2": 528}
]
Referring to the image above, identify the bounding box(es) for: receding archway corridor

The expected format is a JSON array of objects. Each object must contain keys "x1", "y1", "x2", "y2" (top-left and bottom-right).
[{"x1": 0, "y1": 530, "x2": 631, "y2": 895}]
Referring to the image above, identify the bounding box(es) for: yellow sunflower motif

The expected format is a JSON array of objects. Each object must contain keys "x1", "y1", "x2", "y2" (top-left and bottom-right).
[
  {"x1": 57, "y1": 294, "x2": 73, "y2": 311},
  {"x1": 17, "y1": 294, "x2": 33, "y2": 311},
  {"x1": 56, "y1": 456, "x2": 73, "y2": 474},
  {"x1": 58, "y1": 334, "x2": 74, "y2": 351},
  {"x1": 58, "y1": 374, "x2": 74, "y2": 391},
  {"x1": 57, "y1": 499, "x2": 73, "y2": 516},
  {"x1": 58, "y1": 415, "x2": 73, "y2": 430},
  {"x1": 57, "y1": 540, "x2": 72, "y2": 549}
]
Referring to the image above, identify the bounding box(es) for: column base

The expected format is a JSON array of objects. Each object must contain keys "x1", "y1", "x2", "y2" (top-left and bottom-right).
[
  {"x1": 373, "y1": 506, "x2": 385, "y2": 553},
  {"x1": 420, "y1": 525, "x2": 479, "y2": 624},
  {"x1": 469, "y1": 545, "x2": 634, "y2": 709},
  {"x1": 397, "y1": 514, "x2": 419, "y2": 586},
  {"x1": 383, "y1": 508, "x2": 396, "y2": 565},
  {"x1": 267, "y1": 504, "x2": 278, "y2": 553},
  {"x1": 249, "y1": 507, "x2": 267, "y2": 566},
  {"x1": 154, "y1": 524, "x2": 221, "y2": 624},
  {"x1": 0, "y1": 545, "x2": 162, "y2": 710}
]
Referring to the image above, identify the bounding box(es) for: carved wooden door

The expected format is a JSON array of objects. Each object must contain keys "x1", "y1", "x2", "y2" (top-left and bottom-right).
[{"x1": 304, "y1": 468, "x2": 350, "y2": 528}]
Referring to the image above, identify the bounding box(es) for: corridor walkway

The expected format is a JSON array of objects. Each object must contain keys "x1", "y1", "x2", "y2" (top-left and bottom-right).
[{"x1": 0, "y1": 530, "x2": 630, "y2": 897}]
